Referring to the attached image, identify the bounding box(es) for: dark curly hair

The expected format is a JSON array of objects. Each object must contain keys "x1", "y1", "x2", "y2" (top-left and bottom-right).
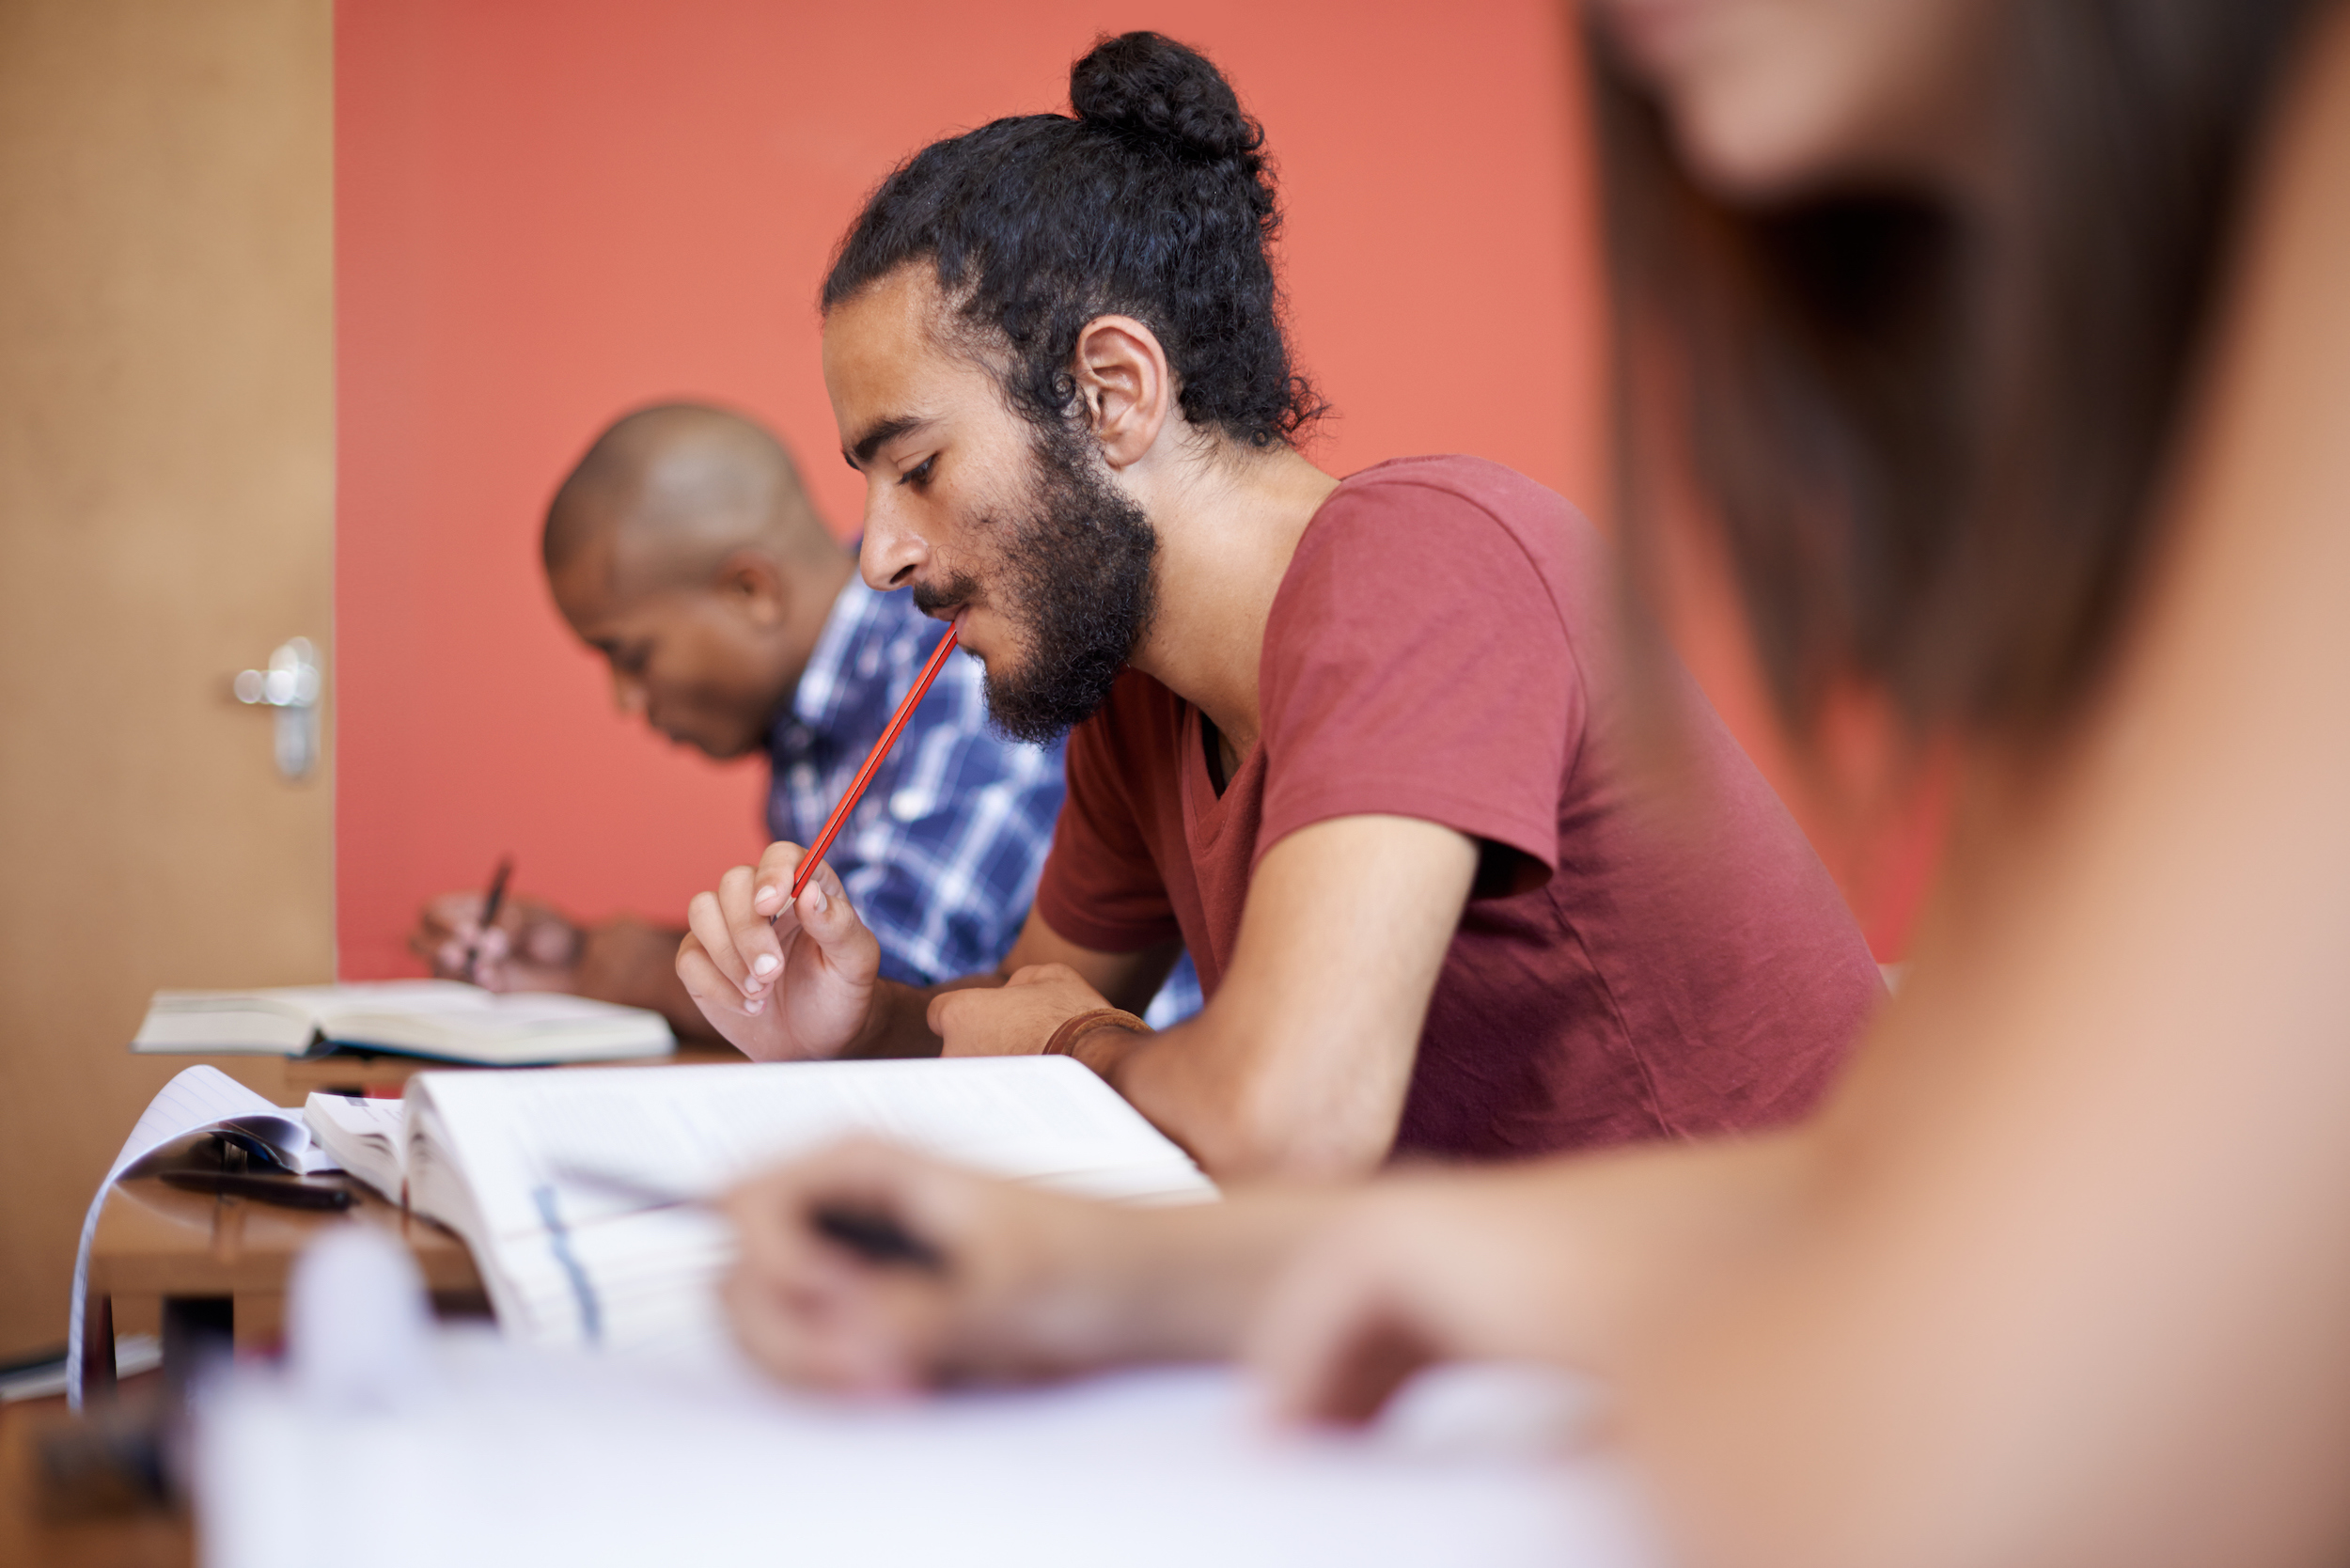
[{"x1": 822, "y1": 31, "x2": 1324, "y2": 450}]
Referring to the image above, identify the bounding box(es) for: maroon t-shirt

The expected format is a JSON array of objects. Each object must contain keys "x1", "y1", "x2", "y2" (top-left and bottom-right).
[{"x1": 1035, "y1": 456, "x2": 1881, "y2": 1161}]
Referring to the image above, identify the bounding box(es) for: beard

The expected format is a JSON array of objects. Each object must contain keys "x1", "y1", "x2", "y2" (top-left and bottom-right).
[{"x1": 913, "y1": 426, "x2": 1159, "y2": 744}]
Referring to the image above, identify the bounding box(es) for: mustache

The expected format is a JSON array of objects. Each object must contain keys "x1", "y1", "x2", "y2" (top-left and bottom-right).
[{"x1": 910, "y1": 571, "x2": 982, "y2": 619}]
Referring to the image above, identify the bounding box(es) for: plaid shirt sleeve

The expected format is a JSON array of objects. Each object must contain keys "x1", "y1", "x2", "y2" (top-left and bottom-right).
[{"x1": 825, "y1": 645, "x2": 1067, "y2": 987}]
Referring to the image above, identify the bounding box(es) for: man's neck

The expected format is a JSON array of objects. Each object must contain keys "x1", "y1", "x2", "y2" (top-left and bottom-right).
[{"x1": 1124, "y1": 446, "x2": 1340, "y2": 760}]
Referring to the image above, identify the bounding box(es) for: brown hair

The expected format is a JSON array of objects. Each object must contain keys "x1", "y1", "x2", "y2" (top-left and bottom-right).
[{"x1": 1594, "y1": 0, "x2": 2325, "y2": 740}]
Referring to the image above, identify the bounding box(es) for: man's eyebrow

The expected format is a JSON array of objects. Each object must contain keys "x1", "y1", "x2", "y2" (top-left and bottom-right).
[{"x1": 843, "y1": 415, "x2": 933, "y2": 471}]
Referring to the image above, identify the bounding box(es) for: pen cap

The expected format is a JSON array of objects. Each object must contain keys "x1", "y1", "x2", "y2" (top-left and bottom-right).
[{"x1": 287, "y1": 1227, "x2": 440, "y2": 1412}]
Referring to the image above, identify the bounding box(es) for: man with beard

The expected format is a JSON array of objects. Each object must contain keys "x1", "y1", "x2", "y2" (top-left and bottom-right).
[
  {"x1": 676, "y1": 33, "x2": 1883, "y2": 1179},
  {"x1": 410, "y1": 401, "x2": 1198, "y2": 1036}
]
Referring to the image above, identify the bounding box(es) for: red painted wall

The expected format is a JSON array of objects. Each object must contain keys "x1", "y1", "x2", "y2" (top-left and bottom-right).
[{"x1": 334, "y1": 0, "x2": 1928, "y2": 978}]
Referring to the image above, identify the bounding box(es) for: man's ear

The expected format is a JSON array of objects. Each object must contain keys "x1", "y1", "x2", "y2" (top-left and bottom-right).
[
  {"x1": 713, "y1": 550, "x2": 791, "y2": 628},
  {"x1": 1070, "y1": 315, "x2": 1174, "y2": 470}
]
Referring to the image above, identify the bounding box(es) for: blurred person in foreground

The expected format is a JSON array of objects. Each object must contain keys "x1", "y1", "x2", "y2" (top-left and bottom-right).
[
  {"x1": 411, "y1": 403, "x2": 1199, "y2": 1038},
  {"x1": 715, "y1": 4, "x2": 2350, "y2": 1566},
  {"x1": 672, "y1": 33, "x2": 1886, "y2": 1181}
]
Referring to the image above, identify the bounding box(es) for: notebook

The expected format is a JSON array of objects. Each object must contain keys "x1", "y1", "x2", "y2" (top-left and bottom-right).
[
  {"x1": 131, "y1": 980, "x2": 674, "y2": 1066},
  {"x1": 397, "y1": 1055, "x2": 1217, "y2": 1360}
]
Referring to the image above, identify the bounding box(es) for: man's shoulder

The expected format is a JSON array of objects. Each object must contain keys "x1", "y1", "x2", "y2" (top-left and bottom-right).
[
  {"x1": 1285, "y1": 455, "x2": 1605, "y2": 618},
  {"x1": 1328, "y1": 455, "x2": 1590, "y2": 534}
]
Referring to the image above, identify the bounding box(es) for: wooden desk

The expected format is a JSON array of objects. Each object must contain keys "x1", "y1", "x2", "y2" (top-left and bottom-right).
[
  {"x1": 80, "y1": 1176, "x2": 484, "y2": 1396},
  {"x1": 1, "y1": 1382, "x2": 190, "y2": 1568}
]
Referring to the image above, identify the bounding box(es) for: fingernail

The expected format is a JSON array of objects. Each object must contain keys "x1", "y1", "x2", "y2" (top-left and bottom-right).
[
  {"x1": 744, "y1": 997, "x2": 764, "y2": 1015},
  {"x1": 752, "y1": 954, "x2": 778, "y2": 976},
  {"x1": 807, "y1": 883, "x2": 829, "y2": 915},
  {"x1": 755, "y1": 885, "x2": 781, "y2": 909}
]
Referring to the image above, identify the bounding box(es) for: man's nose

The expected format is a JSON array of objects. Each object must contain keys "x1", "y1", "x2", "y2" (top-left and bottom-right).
[{"x1": 858, "y1": 488, "x2": 930, "y2": 592}]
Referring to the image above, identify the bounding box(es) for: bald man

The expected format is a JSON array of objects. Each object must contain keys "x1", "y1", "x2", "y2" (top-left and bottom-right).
[{"x1": 413, "y1": 403, "x2": 1198, "y2": 1039}]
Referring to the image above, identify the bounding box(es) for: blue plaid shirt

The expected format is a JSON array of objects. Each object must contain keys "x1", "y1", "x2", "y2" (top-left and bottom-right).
[{"x1": 768, "y1": 575, "x2": 1201, "y2": 1022}]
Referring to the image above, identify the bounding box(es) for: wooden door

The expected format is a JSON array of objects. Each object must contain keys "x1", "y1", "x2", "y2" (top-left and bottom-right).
[{"x1": 0, "y1": 0, "x2": 334, "y2": 1360}]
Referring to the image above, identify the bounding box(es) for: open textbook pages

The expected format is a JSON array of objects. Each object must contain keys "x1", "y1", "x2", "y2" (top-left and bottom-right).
[
  {"x1": 304, "y1": 1093, "x2": 408, "y2": 1200},
  {"x1": 402, "y1": 1056, "x2": 1216, "y2": 1361},
  {"x1": 133, "y1": 980, "x2": 674, "y2": 1065}
]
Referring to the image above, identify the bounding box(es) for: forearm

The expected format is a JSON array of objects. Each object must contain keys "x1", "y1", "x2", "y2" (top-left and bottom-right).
[
  {"x1": 574, "y1": 917, "x2": 721, "y2": 1043},
  {"x1": 1498, "y1": 1131, "x2": 1821, "y2": 1375},
  {"x1": 1028, "y1": 1184, "x2": 1352, "y2": 1368},
  {"x1": 1086, "y1": 1020, "x2": 1400, "y2": 1182},
  {"x1": 1068, "y1": 816, "x2": 1473, "y2": 1181}
]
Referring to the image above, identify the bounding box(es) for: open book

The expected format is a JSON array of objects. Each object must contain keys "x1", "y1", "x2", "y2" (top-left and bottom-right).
[
  {"x1": 398, "y1": 1056, "x2": 1216, "y2": 1361},
  {"x1": 133, "y1": 980, "x2": 674, "y2": 1066},
  {"x1": 305, "y1": 1093, "x2": 409, "y2": 1200}
]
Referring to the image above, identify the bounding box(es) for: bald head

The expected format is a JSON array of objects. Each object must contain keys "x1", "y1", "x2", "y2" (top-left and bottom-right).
[
  {"x1": 542, "y1": 404, "x2": 837, "y2": 594},
  {"x1": 542, "y1": 405, "x2": 857, "y2": 760}
]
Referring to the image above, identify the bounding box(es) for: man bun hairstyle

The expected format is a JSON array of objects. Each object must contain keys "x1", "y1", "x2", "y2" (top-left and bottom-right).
[
  {"x1": 1068, "y1": 30, "x2": 1264, "y2": 164},
  {"x1": 823, "y1": 31, "x2": 1324, "y2": 450}
]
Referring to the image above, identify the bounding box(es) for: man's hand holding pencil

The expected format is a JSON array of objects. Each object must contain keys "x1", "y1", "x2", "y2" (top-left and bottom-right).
[
  {"x1": 677, "y1": 843, "x2": 884, "y2": 1062},
  {"x1": 678, "y1": 624, "x2": 957, "y2": 1061}
]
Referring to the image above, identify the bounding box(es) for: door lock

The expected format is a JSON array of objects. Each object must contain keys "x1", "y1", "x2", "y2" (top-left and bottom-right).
[{"x1": 234, "y1": 636, "x2": 322, "y2": 780}]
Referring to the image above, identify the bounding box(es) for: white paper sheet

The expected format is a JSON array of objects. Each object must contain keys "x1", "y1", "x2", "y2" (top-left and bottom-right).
[
  {"x1": 193, "y1": 1200, "x2": 1660, "y2": 1568},
  {"x1": 196, "y1": 1345, "x2": 1659, "y2": 1568}
]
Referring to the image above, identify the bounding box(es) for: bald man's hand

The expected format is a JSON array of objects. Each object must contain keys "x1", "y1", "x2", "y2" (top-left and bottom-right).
[{"x1": 677, "y1": 842, "x2": 884, "y2": 1061}]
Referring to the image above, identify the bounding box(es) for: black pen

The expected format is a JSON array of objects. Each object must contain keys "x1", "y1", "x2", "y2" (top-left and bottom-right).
[
  {"x1": 462, "y1": 854, "x2": 515, "y2": 984},
  {"x1": 809, "y1": 1204, "x2": 947, "y2": 1272}
]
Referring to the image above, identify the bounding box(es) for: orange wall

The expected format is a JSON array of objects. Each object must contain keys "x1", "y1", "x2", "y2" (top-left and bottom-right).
[
  {"x1": 333, "y1": 0, "x2": 1604, "y2": 976},
  {"x1": 335, "y1": 0, "x2": 1927, "y2": 976}
]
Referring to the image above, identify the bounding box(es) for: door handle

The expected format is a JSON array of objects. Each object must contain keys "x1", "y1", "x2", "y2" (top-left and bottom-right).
[{"x1": 233, "y1": 636, "x2": 323, "y2": 780}]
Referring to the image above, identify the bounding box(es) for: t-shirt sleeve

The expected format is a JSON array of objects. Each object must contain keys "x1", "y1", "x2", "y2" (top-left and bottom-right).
[
  {"x1": 1257, "y1": 478, "x2": 1580, "y2": 888},
  {"x1": 1031, "y1": 680, "x2": 1185, "y2": 954}
]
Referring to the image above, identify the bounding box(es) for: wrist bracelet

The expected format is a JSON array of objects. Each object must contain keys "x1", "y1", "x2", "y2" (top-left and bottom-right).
[{"x1": 1043, "y1": 1007, "x2": 1152, "y2": 1059}]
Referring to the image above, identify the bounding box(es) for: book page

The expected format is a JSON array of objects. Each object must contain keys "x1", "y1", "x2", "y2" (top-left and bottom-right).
[
  {"x1": 402, "y1": 1058, "x2": 1215, "y2": 1355},
  {"x1": 304, "y1": 1091, "x2": 406, "y2": 1144},
  {"x1": 413, "y1": 1057, "x2": 1214, "y2": 1245},
  {"x1": 303, "y1": 1093, "x2": 408, "y2": 1200}
]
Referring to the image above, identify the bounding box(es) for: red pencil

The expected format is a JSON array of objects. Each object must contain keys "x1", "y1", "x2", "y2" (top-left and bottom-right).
[{"x1": 788, "y1": 625, "x2": 961, "y2": 902}]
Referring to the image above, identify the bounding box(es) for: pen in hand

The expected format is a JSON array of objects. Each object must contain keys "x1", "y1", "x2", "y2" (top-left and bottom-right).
[
  {"x1": 462, "y1": 854, "x2": 515, "y2": 985},
  {"x1": 555, "y1": 1164, "x2": 948, "y2": 1273}
]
